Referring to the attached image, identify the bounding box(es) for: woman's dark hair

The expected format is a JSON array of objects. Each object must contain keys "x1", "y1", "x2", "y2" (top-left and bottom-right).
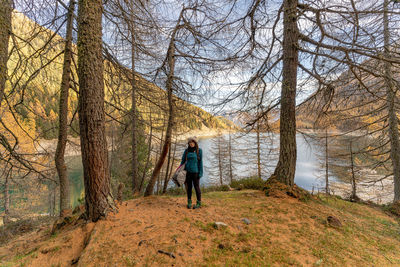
[{"x1": 186, "y1": 139, "x2": 200, "y2": 161}]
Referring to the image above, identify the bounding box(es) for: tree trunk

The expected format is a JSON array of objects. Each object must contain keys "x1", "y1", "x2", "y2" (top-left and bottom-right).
[
  {"x1": 218, "y1": 137, "x2": 223, "y2": 185},
  {"x1": 0, "y1": 0, "x2": 12, "y2": 105},
  {"x1": 144, "y1": 32, "x2": 176, "y2": 196},
  {"x1": 384, "y1": 0, "x2": 400, "y2": 203},
  {"x1": 349, "y1": 140, "x2": 357, "y2": 200},
  {"x1": 271, "y1": 0, "x2": 298, "y2": 187},
  {"x1": 130, "y1": 18, "x2": 139, "y2": 195},
  {"x1": 49, "y1": 182, "x2": 56, "y2": 217},
  {"x1": 55, "y1": 0, "x2": 75, "y2": 217},
  {"x1": 228, "y1": 132, "x2": 233, "y2": 183},
  {"x1": 167, "y1": 138, "x2": 177, "y2": 184},
  {"x1": 139, "y1": 109, "x2": 153, "y2": 193},
  {"x1": 77, "y1": 0, "x2": 114, "y2": 221},
  {"x1": 162, "y1": 140, "x2": 173, "y2": 193},
  {"x1": 257, "y1": 122, "x2": 261, "y2": 179},
  {"x1": 4, "y1": 172, "x2": 10, "y2": 224},
  {"x1": 325, "y1": 129, "x2": 329, "y2": 194}
]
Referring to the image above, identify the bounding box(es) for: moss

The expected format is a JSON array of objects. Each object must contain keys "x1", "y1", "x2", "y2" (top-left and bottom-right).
[{"x1": 230, "y1": 177, "x2": 265, "y2": 190}]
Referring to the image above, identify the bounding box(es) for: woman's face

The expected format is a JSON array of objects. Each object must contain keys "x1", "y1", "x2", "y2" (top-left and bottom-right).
[{"x1": 189, "y1": 141, "x2": 195, "y2": 147}]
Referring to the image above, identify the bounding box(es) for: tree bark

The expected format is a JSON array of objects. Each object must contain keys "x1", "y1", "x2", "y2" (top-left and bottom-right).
[
  {"x1": 77, "y1": 0, "x2": 114, "y2": 221},
  {"x1": 257, "y1": 122, "x2": 261, "y2": 179},
  {"x1": 325, "y1": 129, "x2": 329, "y2": 194},
  {"x1": 139, "y1": 109, "x2": 153, "y2": 193},
  {"x1": 163, "y1": 137, "x2": 177, "y2": 193},
  {"x1": 384, "y1": 0, "x2": 400, "y2": 203},
  {"x1": 0, "y1": 0, "x2": 12, "y2": 105},
  {"x1": 162, "y1": 140, "x2": 173, "y2": 193},
  {"x1": 4, "y1": 172, "x2": 10, "y2": 224},
  {"x1": 218, "y1": 137, "x2": 223, "y2": 185},
  {"x1": 349, "y1": 140, "x2": 357, "y2": 200},
  {"x1": 55, "y1": 0, "x2": 75, "y2": 217},
  {"x1": 144, "y1": 32, "x2": 176, "y2": 196},
  {"x1": 228, "y1": 132, "x2": 233, "y2": 183},
  {"x1": 272, "y1": 0, "x2": 298, "y2": 187},
  {"x1": 130, "y1": 16, "x2": 139, "y2": 195}
]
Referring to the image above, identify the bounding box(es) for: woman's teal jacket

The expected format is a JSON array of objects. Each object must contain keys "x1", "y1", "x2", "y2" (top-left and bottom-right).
[{"x1": 181, "y1": 148, "x2": 203, "y2": 178}]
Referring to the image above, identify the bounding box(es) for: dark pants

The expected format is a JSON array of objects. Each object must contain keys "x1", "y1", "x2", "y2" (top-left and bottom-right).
[{"x1": 185, "y1": 172, "x2": 201, "y2": 201}]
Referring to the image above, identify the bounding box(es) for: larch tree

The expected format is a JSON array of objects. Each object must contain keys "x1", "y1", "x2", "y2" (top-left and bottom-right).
[
  {"x1": 383, "y1": 0, "x2": 400, "y2": 202},
  {"x1": 0, "y1": 0, "x2": 13, "y2": 105},
  {"x1": 77, "y1": 0, "x2": 114, "y2": 221},
  {"x1": 55, "y1": 0, "x2": 75, "y2": 217},
  {"x1": 144, "y1": 8, "x2": 182, "y2": 196},
  {"x1": 271, "y1": 0, "x2": 299, "y2": 186}
]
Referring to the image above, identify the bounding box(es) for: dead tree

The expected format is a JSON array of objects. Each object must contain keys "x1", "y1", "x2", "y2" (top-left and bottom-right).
[{"x1": 144, "y1": 8, "x2": 181, "y2": 196}]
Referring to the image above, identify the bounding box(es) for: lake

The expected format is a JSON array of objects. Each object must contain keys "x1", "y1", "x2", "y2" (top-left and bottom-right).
[
  {"x1": 68, "y1": 132, "x2": 394, "y2": 205},
  {"x1": 194, "y1": 133, "x2": 329, "y2": 190}
]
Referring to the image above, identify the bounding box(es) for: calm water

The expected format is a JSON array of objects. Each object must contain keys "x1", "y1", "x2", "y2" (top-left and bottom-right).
[
  {"x1": 195, "y1": 133, "x2": 329, "y2": 190},
  {"x1": 68, "y1": 133, "x2": 330, "y2": 207}
]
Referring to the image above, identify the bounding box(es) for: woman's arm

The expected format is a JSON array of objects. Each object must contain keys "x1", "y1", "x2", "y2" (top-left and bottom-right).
[
  {"x1": 198, "y1": 149, "x2": 203, "y2": 178},
  {"x1": 181, "y1": 149, "x2": 187, "y2": 165}
]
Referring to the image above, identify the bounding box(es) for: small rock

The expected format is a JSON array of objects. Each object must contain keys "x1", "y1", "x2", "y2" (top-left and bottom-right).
[
  {"x1": 241, "y1": 247, "x2": 251, "y2": 253},
  {"x1": 241, "y1": 218, "x2": 251, "y2": 225},
  {"x1": 217, "y1": 244, "x2": 225, "y2": 249},
  {"x1": 310, "y1": 215, "x2": 317, "y2": 219},
  {"x1": 315, "y1": 259, "x2": 323, "y2": 266},
  {"x1": 327, "y1": 216, "x2": 342, "y2": 228},
  {"x1": 178, "y1": 253, "x2": 184, "y2": 256},
  {"x1": 213, "y1": 222, "x2": 228, "y2": 229},
  {"x1": 173, "y1": 237, "x2": 178, "y2": 244},
  {"x1": 138, "y1": 240, "x2": 146, "y2": 246}
]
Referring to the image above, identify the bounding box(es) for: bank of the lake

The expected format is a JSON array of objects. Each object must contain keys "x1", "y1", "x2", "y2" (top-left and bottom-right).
[{"x1": 3, "y1": 190, "x2": 400, "y2": 266}]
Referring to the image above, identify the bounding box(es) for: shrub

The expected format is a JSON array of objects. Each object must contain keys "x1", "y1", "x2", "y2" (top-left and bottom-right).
[{"x1": 230, "y1": 177, "x2": 265, "y2": 190}]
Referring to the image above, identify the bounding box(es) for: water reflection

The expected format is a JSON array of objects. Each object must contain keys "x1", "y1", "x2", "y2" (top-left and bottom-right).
[{"x1": 68, "y1": 132, "x2": 392, "y2": 204}]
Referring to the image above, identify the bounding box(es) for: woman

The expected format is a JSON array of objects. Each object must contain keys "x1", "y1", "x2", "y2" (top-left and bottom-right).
[{"x1": 181, "y1": 137, "x2": 203, "y2": 209}]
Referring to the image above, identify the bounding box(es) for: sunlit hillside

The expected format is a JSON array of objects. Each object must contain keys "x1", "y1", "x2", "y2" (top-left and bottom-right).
[{"x1": 4, "y1": 11, "x2": 237, "y2": 140}]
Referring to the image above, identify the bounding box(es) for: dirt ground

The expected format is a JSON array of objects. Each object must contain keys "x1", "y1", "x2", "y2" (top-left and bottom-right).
[{"x1": 2, "y1": 190, "x2": 400, "y2": 266}]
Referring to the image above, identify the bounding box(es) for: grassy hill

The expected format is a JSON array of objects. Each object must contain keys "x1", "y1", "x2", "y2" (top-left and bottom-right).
[{"x1": 1, "y1": 190, "x2": 400, "y2": 266}]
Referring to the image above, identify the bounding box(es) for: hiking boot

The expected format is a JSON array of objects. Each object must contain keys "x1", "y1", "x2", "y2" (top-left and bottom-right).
[
  {"x1": 193, "y1": 200, "x2": 201, "y2": 209},
  {"x1": 187, "y1": 199, "x2": 192, "y2": 209}
]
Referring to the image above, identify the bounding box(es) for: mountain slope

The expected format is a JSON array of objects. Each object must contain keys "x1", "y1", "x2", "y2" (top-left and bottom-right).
[{"x1": 5, "y1": 11, "x2": 237, "y2": 140}]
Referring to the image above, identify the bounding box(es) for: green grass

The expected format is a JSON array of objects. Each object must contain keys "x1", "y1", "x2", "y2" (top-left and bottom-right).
[
  {"x1": 198, "y1": 191, "x2": 400, "y2": 266},
  {"x1": 5, "y1": 190, "x2": 400, "y2": 267}
]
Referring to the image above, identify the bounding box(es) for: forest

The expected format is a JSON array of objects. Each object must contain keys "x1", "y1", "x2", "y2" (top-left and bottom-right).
[{"x1": 1, "y1": 0, "x2": 400, "y2": 266}]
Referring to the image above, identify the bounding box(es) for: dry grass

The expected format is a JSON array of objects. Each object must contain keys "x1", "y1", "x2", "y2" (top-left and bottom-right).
[{"x1": 1, "y1": 190, "x2": 400, "y2": 266}]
